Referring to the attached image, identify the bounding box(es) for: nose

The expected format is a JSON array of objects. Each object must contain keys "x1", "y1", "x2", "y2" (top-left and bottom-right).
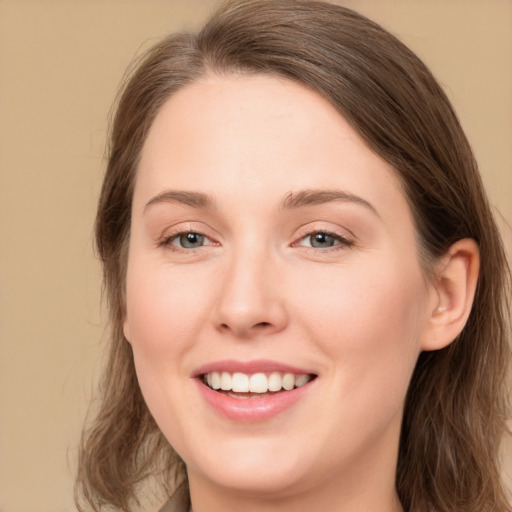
[{"x1": 211, "y1": 249, "x2": 288, "y2": 339}]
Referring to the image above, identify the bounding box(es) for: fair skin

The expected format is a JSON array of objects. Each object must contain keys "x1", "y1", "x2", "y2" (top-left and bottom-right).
[{"x1": 123, "y1": 74, "x2": 479, "y2": 512}]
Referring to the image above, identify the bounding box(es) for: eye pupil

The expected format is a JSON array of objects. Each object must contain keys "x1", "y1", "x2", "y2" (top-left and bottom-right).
[
  {"x1": 180, "y1": 233, "x2": 204, "y2": 248},
  {"x1": 311, "y1": 233, "x2": 336, "y2": 248}
]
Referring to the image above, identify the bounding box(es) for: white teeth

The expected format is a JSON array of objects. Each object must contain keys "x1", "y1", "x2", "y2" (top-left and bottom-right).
[
  {"x1": 204, "y1": 371, "x2": 313, "y2": 393},
  {"x1": 232, "y1": 372, "x2": 249, "y2": 392},
  {"x1": 282, "y1": 373, "x2": 295, "y2": 391},
  {"x1": 268, "y1": 372, "x2": 282, "y2": 392},
  {"x1": 220, "y1": 372, "x2": 232, "y2": 391},
  {"x1": 211, "y1": 372, "x2": 221, "y2": 390},
  {"x1": 249, "y1": 373, "x2": 267, "y2": 393},
  {"x1": 294, "y1": 374, "x2": 310, "y2": 388}
]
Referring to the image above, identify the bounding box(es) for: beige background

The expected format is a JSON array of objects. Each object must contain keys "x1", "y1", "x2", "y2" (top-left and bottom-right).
[{"x1": 0, "y1": 1, "x2": 510, "y2": 511}]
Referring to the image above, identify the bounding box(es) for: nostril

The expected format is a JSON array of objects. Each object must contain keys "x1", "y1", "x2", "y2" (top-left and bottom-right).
[
  {"x1": 214, "y1": 318, "x2": 279, "y2": 338},
  {"x1": 218, "y1": 321, "x2": 272, "y2": 333}
]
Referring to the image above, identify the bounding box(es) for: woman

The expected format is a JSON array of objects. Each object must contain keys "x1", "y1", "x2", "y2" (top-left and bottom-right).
[{"x1": 76, "y1": 1, "x2": 511, "y2": 511}]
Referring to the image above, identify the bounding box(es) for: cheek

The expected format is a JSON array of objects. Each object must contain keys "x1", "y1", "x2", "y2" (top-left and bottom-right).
[
  {"x1": 296, "y1": 257, "x2": 426, "y2": 340},
  {"x1": 123, "y1": 260, "x2": 213, "y2": 444},
  {"x1": 122, "y1": 257, "x2": 214, "y2": 435},
  {"x1": 124, "y1": 260, "x2": 210, "y2": 358},
  {"x1": 293, "y1": 257, "x2": 426, "y2": 407}
]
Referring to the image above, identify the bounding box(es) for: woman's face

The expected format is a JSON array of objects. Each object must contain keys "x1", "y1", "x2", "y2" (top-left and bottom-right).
[{"x1": 124, "y1": 75, "x2": 436, "y2": 500}]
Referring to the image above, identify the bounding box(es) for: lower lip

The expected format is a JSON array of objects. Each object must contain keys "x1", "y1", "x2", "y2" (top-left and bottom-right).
[{"x1": 195, "y1": 379, "x2": 314, "y2": 422}]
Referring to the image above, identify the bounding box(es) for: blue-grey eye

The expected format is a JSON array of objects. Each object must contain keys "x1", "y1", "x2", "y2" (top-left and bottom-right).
[
  {"x1": 309, "y1": 232, "x2": 338, "y2": 248},
  {"x1": 175, "y1": 232, "x2": 205, "y2": 248}
]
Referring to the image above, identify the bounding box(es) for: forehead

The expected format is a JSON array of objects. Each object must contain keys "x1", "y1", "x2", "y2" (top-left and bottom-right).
[{"x1": 135, "y1": 73, "x2": 409, "y2": 223}]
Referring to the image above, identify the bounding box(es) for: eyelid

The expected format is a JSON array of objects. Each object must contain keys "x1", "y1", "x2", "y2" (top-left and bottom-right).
[
  {"x1": 291, "y1": 225, "x2": 355, "y2": 250},
  {"x1": 158, "y1": 223, "x2": 219, "y2": 250},
  {"x1": 169, "y1": 232, "x2": 215, "y2": 247},
  {"x1": 156, "y1": 222, "x2": 355, "y2": 253}
]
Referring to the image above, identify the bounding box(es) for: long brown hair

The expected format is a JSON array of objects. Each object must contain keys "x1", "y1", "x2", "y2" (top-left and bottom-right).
[{"x1": 76, "y1": 1, "x2": 511, "y2": 511}]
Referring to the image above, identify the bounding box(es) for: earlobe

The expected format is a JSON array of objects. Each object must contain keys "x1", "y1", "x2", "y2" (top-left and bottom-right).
[
  {"x1": 421, "y1": 238, "x2": 480, "y2": 351},
  {"x1": 123, "y1": 319, "x2": 132, "y2": 344}
]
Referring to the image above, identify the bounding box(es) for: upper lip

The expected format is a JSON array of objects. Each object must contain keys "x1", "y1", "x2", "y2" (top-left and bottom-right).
[{"x1": 192, "y1": 359, "x2": 316, "y2": 378}]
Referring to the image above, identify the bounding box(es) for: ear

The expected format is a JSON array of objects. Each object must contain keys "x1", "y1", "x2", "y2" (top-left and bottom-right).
[
  {"x1": 421, "y1": 238, "x2": 480, "y2": 351},
  {"x1": 123, "y1": 318, "x2": 132, "y2": 344}
]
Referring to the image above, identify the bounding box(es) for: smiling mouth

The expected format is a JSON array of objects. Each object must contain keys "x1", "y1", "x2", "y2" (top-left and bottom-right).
[{"x1": 201, "y1": 371, "x2": 316, "y2": 398}]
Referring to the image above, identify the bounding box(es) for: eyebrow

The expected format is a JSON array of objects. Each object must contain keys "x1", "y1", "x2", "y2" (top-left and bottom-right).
[
  {"x1": 144, "y1": 190, "x2": 216, "y2": 212},
  {"x1": 144, "y1": 188, "x2": 378, "y2": 217},
  {"x1": 281, "y1": 189, "x2": 379, "y2": 217}
]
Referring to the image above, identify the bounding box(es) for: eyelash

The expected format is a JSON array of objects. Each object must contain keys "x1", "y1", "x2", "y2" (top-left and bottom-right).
[
  {"x1": 293, "y1": 229, "x2": 354, "y2": 253},
  {"x1": 159, "y1": 229, "x2": 217, "y2": 253},
  {"x1": 159, "y1": 228, "x2": 354, "y2": 254}
]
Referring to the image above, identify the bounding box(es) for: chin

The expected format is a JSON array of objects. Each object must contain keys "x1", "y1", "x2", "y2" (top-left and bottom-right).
[{"x1": 185, "y1": 437, "x2": 312, "y2": 496}]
